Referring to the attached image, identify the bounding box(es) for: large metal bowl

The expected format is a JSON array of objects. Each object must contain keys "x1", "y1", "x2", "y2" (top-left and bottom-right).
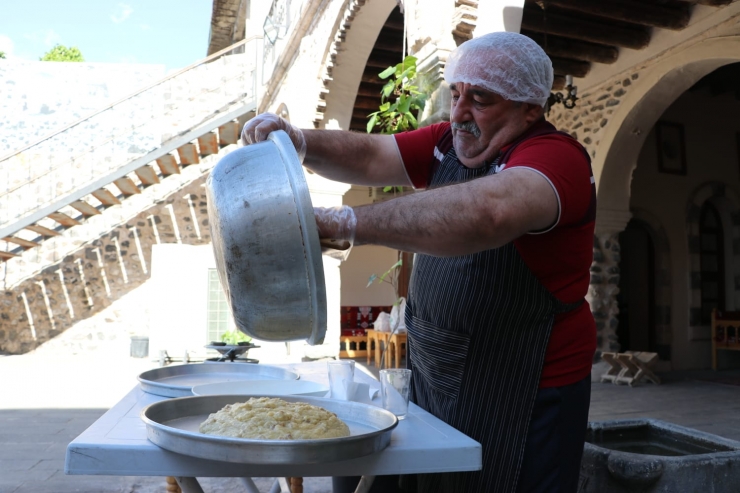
[{"x1": 206, "y1": 131, "x2": 326, "y2": 345}]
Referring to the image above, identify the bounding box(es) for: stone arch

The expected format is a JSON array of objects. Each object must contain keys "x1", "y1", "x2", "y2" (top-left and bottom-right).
[
  {"x1": 316, "y1": 0, "x2": 398, "y2": 130},
  {"x1": 686, "y1": 182, "x2": 740, "y2": 334},
  {"x1": 629, "y1": 208, "x2": 673, "y2": 357},
  {"x1": 594, "y1": 36, "x2": 740, "y2": 215}
]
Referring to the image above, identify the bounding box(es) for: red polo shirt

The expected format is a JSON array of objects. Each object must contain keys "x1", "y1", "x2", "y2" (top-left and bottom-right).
[{"x1": 393, "y1": 121, "x2": 597, "y2": 388}]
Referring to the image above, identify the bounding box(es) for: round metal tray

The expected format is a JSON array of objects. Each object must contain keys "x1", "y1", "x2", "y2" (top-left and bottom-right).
[
  {"x1": 141, "y1": 394, "x2": 398, "y2": 464},
  {"x1": 138, "y1": 363, "x2": 299, "y2": 398}
]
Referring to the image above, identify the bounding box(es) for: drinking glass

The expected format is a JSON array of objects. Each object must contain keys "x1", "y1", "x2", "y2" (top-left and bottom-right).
[
  {"x1": 327, "y1": 360, "x2": 355, "y2": 400},
  {"x1": 379, "y1": 369, "x2": 411, "y2": 419}
]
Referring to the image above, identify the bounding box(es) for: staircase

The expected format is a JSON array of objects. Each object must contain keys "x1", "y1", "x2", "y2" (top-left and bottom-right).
[
  {"x1": 0, "y1": 37, "x2": 265, "y2": 264},
  {"x1": 0, "y1": 37, "x2": 267, "y2": 352}
]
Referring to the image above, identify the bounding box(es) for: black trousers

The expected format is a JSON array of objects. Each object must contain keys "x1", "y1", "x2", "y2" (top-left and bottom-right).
[
  {"x1": 332, "y1": 374, "x2": 591, "y2": 493},
  {"x1": 516, "y1": 373, "x2": 592, "y2": 493}
]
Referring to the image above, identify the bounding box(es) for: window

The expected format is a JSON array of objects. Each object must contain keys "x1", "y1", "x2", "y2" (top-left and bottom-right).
[
  {"x1": 700, "y1": 203, "x2": 725, "y2": 325},
  {"x1": 206, "y1": 269, "x2": 234, "y2": 343}
]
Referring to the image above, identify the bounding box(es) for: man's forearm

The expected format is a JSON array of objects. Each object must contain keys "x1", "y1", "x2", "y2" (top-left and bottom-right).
[
  {"x1": 353, "y1": 180, "x2": 504, "y2": 256},
  {"x1": 302, "y1": 130, "x2": 409, "y2": 186},
  {"x1": 351, "y1": 169, "x2": 558, "y2": 257}
]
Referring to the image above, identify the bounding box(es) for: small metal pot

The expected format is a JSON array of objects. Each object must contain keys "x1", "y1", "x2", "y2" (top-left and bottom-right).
[{"x1": 206, "y1": 130, "x2": 326, "y2": 345}]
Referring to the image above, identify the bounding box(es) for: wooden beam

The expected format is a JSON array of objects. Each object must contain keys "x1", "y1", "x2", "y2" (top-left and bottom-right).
[
  {"x1": 218, "y1": 121, "x2": 240, "y2": 146},
  {"x1": 92, "y1": 188, "x2": 121, "y2": 206},
  {"x1": 25, "y1": 224, "x2": 61, "y2": 237},
  {"x1": 553, "y1": 75, "x2": 565, "y2": 90},
  {"x1": 48, "y1": 212, "x2": 81, "y2": 228},
  {"x1": 134, "y1": 165, "x2": 160, "y2": 186},
  {"x1": 356, "y1": 84, "x2": 385, "y2": 98},
  {"x1": 113, "y1": 177, "x2": 141, "y2": 196},
  {"x1": 155, "y1": 154, "x2": 180, "y2": 176},
  {"x1": 197, "y1": 132, "x2": 219, "y2": 156},
  {"x1": 177, "y1": 143, "x2": 200, "y2": 165},
  {"x1": 361, "y1": 69, "x2": 387, "y2": 86},
  {"x1": 70, "y1": 200, "x2": 101, "y2": 217},
  {"x1": 550, "y1": 56, "x2": 590, "y2": 78},
  {"x1": 686, "y1": 0, "x2": 733, "y2": 5},
  {"x1": 522, "y1": 30, "x2": 619, "y2": 64},
  {"x1": 3, "y1": 236, "x2": 38, "y2": 249},
  {"x1": 543, "y1": 0, "x2": 690, "y2": 30},
  {"x1": 521, "y1": 6, "x2": 651, "y2": 49},
  {"x1": 0, "y1": 251, "x2": 18, "y2": 260},
  {"x1": 354, "y1": 96, "x2": 384, "y2": 111},
  {"x1": 365, "y1": 51, "x2": 405, "y2": 70},
  {"x1": 372, "y1": 36, "x2": 403, "y2": 52}
]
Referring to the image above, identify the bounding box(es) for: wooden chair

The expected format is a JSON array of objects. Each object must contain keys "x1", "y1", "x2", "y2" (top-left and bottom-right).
[
  {"x1": 600, "y1": 352, "x2": 626, "y2": 383},
  {"x1": 712, "y1": 309, "x2": 740, "y2": 370},
  {"x1": 615, "y1": 352, "x2": 661, "y2": 386}
]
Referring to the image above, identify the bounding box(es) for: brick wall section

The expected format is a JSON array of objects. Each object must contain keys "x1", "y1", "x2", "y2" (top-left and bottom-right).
[{"x1": 0, "y1": 173, "x2": 212, "y2": 354}]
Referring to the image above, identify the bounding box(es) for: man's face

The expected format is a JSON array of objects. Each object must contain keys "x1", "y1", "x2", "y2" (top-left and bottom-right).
[{"x1": 449, "y1": 81, "x2": 540, "y2": 168}]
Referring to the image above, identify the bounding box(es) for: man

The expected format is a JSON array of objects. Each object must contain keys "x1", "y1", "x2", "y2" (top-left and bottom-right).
[{"x1": 242, "y1": 32, "x2": 596, "y2": 493}]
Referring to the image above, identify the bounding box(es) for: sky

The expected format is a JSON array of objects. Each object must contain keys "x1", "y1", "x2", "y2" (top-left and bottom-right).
[{"x1": 0, "y1": 0, "x2": 213, "y2": 71}]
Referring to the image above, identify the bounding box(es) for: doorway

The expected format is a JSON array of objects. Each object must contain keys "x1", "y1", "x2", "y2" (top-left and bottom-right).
[{"x1": 617, "y1": 219, "x2": 658, "y2": 355}]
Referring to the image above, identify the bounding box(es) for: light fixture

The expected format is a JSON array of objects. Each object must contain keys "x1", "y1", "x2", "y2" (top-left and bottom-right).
[
  {"x1": 547, "y1": 74, "x2": 579, "y2": 112},
  {"x1": 536, "y1": 1, "x2": 578, "y2": 112}
]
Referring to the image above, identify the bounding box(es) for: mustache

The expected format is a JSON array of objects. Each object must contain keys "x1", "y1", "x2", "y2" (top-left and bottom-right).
[{"x1": 451, "y1": 121, "x2": 481, "y2": 138}]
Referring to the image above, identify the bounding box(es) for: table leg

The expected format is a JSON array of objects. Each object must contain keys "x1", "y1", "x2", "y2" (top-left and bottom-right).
[
  {"x1": 290, "y1": 477, "x2": 303, "y2": 493},
  {"x1": 240, "y1": 477, "x2": 263, "y2": 493},
  {"x1": 375, "y1": 337, "x2": 381, "y2": 368},
  {"x1": 175, "y1": 477, "x2": 205, "y2": 493},
  {"x1": 355, "y1": 475, "x2": 376, "y2": 493},
  {"x1": 166, "y1": 476, "x2": 182, "y2": 493}
]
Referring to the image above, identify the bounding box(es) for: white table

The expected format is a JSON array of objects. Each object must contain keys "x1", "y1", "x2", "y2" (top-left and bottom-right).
[{"x1": 65, "y1": 362, "x2": 481, "y2": 492}]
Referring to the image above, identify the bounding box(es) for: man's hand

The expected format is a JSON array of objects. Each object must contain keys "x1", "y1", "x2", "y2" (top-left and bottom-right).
[
  {"x1": 241, "y1": 113, "x2": 307, "y2": 160},
  {"x1": 314, "y1": 206, "x2": 357, "y2": 243}
]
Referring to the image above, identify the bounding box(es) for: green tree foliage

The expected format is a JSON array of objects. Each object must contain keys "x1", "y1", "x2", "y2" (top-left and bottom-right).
[
  {"x1": 40, "y1": 44, "x2": 84, "y2": 62},
  {"x1": 367, "y1": 55, "x2": 427, "y2": 193},
  {"x1": 366, "y1": 55, "x2": 427, "y2": 136},
  {"x1": 0, "y1": 51, "x2": 6, "y2": 59}
]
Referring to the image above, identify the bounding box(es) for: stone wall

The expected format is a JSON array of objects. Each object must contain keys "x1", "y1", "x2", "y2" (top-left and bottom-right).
[
  {"x1": 545, "y1": 69, "x2": 644, "y2": 360},
  {"x1": 0, "y1": 164, "x2": 215, "y2": 354}
]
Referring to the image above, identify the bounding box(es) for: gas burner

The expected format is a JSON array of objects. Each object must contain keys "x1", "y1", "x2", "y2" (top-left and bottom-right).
[{"x1": 204, "y1": 343, "x2": 260, "y2": 363}]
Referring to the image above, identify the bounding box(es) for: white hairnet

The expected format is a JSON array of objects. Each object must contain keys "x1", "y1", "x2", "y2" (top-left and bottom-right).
[{"x1": 444, "y1": 32, "x2": 553, "y2": 107}]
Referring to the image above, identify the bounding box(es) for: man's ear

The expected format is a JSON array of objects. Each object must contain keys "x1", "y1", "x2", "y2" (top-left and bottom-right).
[{"x1": 522, "y1": 103, "x2": 545, "y2": 125}]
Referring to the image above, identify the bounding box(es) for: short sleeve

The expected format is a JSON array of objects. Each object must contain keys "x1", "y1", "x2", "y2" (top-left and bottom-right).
[
  {"x1": 502, "y1": 134, "x2": 594, "y2": 229},
  {"x1": 393, "y1": 122, "x2": 450, "y2": 189}
]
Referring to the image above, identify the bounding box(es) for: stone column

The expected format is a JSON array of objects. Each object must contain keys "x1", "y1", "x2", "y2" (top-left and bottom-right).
[
  {"x1": 473, "y1": 0, "x2": 526, "y2": 36},
  {"x1": 589, "y1": 209, "x2": 631, "y2": 361}
]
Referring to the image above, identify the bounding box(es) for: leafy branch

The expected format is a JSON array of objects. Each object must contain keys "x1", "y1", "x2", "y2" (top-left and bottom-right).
[
  {"x1": 367, "y1": 259, "x2": 403, "y2": 305},
  {"x1": 366, "y1": 55, "x2": 427, "y2": 136}
]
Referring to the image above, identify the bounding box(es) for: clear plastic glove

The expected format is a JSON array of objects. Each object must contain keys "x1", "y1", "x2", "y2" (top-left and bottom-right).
[
  {"x1": 241, "y1": 113, "x2": 307, "y2": 161},
  {"x1": 314, "y1": 206, "x2": 357, "y2": 242},
  {"x1": 315, "y1": 206, "x2": 357, "y2": 261}
]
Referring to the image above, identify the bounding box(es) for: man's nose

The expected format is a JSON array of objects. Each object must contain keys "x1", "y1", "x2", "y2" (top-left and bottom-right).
[{"x1": 450, "y1": 95, "x2": 471, "y2": 123}]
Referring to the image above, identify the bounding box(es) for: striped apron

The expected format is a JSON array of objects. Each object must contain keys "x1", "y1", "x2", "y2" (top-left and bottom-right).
[{"x1": 405, "y1": 127, "x2": 584, "y2": 493}]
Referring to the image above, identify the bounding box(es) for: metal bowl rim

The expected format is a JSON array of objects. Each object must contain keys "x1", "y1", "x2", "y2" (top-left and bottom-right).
[{"x1": 140, "y1": 394, "x2": 398, "y2": 447}]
